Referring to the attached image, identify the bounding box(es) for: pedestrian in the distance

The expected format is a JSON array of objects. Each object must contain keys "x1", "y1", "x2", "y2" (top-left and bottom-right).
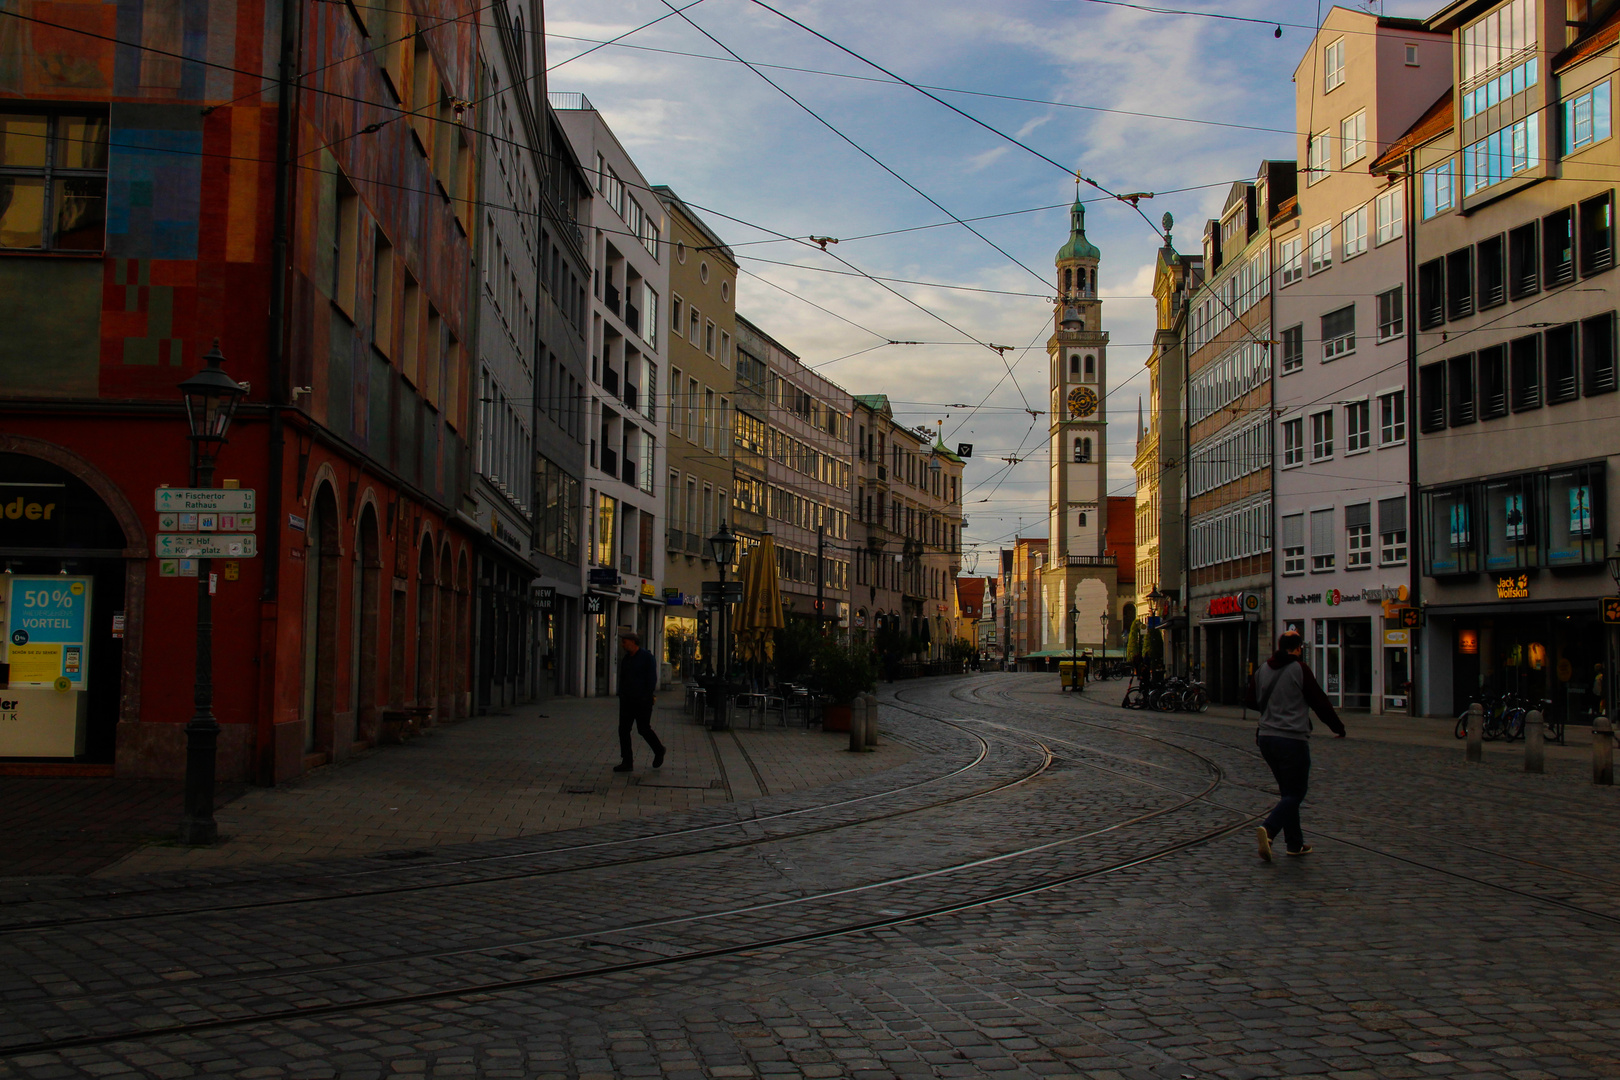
[
  {"x1": 1247, "y1": 629, "x2": 1345, "y2": 861},
  {"x1": 613, "y1": 631, "x2": 665, "y2": 773}
]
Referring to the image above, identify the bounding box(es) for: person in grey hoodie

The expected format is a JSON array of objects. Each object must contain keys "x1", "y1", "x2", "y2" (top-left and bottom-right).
[{"x1": 1247, "y1": 629, "x2": 1345, "y2": 861}]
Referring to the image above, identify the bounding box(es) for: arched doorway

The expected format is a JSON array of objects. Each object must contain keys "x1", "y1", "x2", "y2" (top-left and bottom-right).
[
  {"x1": 415, "y1": 538, "x2": 436, "y2": 713},
  {"x1": 437, "y1": 544, "x2": 454, "y2": 717},
  {"x1": 353, "y1": 504, "x2": 382, "y2": 742},
  {"x1": 300, "y1": 483, "x2": 341, "y2": 758}
]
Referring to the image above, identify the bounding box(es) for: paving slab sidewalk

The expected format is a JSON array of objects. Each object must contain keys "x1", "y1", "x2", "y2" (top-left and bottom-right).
[{"x1": 78, "y1": 697, "x2": 911, "y2": 877}]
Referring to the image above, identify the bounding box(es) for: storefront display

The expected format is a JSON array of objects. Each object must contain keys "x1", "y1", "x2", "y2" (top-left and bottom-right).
[{"x1": 0, "y1": 575, "x2": 92, "y2": 757}]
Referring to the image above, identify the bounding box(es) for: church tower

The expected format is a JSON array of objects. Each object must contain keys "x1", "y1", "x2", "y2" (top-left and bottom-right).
[{"x1": 1048, "y1": 195, "x2": 1108, "y2": 560}]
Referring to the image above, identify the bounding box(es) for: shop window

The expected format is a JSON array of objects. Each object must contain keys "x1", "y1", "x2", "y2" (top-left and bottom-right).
[
  {"x1": 1448, "y1": 354, "x2": 1476, "y2": 425},
  {"x1": 1510, "y1": 334, "x2": 1541, "y2": 411},
  {"x1": 1579, "y1": 191, "x2": 1614, "y2": 276},
  {"x1": 1346, "y1": 503, "x2": 1373, "y2": 568},
  {"x1": 1422, "y1": 485, "x2": 1479, "y2": 576},
  {"x1": 1310, "y1": 508, "x2": 1335, "y2": 571},
  {"x1": 1418, "y1": 361, "x2": 1447, "y2": 431},
  {"x1": 0, "y1": 112, "x2": 109, "y2": 251},
  {"x1": 1543, "y1": 207, "x2": 1575, "y2": 287},
  {"x1": 1282, "y1": 513, "x2": 1305, "y2": 575},
  {"x1": 1545, "y1": 323, "x2": 1578, "y2": 403},
  {"x1": 1379, "y1": 496, "x2": 1407, "y2": 566},
  {"x1": 1417, "y1": 258, "x2": 1445, "y2": 329},
  {"x1": 1508, "y1": 221, "x2": 1539, "y2": 298},
  {"x1": 1476, "y1": 235, "x2": 1505, "y2": 308},
  {"x1": 1446, "y1": 248, "x2": 1474, "y2": 320},
  {"x1": 1543, "y1": 462, "x2": 1606, "y2": 566},
  {"x1": 1484, "y1": 474, "x2": 1537, "y2": 570},
  {"x1": 1479, "y1": 344, "x2": 1508, "y2": 418},
  {"x1": 1582, "y1": 311, "x2": 1618, "y2": 394}
]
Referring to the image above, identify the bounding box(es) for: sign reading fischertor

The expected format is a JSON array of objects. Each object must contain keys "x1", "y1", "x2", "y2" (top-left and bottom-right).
[{"x1": 154, "y1": 488, "x2": 256, "y2": 513}]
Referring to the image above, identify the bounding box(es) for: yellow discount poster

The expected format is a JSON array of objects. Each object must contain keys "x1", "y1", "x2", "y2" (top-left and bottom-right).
[{"x1": 7, "y1": 642, "x2": 63, "y2": 685}]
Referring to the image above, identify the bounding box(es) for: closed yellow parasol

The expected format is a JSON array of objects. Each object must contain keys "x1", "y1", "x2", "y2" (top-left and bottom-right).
[{"x1": 735, "y1": 534, "x2": 785, "y2": 663}]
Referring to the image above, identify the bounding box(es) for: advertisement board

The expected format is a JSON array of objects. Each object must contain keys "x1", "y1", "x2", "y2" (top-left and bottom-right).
[{"x1": 1, "y1": 575, "x2": 92, "y2": 756}]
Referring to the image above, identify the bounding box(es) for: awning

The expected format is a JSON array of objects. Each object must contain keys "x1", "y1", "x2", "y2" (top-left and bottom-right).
[
  {"x1": 1023, "y1": 648, "x2": 1090, "y2": 658},
  {"x1": 1425, "y1": 598, "x2": 1596, "y2": 617}
]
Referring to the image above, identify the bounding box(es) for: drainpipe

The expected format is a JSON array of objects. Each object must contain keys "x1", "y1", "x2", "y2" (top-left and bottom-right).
[{"x1": 1404, "y1": 152, "x2": 1422, "y2": 718}]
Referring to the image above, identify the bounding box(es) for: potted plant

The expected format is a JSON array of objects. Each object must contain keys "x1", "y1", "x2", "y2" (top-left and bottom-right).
[{"x1": 815, "y1": 637, "x2": 877, "y2": 731}]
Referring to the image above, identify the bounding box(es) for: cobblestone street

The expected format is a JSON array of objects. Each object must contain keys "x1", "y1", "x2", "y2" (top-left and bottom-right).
[{"x1": 1, "y1": 672, "x2": 1617, "y2": 1080}]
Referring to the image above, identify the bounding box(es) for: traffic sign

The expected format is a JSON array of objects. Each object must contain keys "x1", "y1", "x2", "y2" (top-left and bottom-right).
[
  {"x1": 1601, "y1": 597, "x2": 1620, "y2": 624},
  {"x1": 700, "y1": 580, "x2": 743, "y2": 603},
  {"x1": 156, "y1": 533, "x2": 258, "y2": 558},
  {"x1": 154, "y1": 488, "x2": 256, "y2": 513}
]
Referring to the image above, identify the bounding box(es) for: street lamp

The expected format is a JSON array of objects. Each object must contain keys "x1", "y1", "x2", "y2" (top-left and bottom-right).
[
  {"x1": 1098, "y1": 612, "x2": 1108, "y2": 665},
  {"x1": 1607, "y1": 544, "x2": 1620, "y2": 589},
  {"x1": 176, "y1": 340, "x2": 246, "y2": 846},
  {"x1": 1068, "y1": 604, "x2": 1081, "y2": 692},
  {"x1": 707, "y1": 521, "x2": 738, "y2": 729}
]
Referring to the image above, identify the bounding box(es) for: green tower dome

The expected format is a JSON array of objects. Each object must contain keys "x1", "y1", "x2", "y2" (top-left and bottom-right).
[{"x1": 1056, "y1": 196, "x2": 1100, "y2": 262}]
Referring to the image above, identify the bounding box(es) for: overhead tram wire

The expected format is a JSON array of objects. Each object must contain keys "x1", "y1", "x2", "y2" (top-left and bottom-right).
[{"x1": 543, "y1": 0, "x2": 708, "y2": 71}]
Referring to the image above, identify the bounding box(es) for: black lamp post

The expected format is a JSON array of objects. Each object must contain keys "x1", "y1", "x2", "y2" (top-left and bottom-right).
[
  {"x1": 1098, "y1": 612, "x2": 1108, "y2": 665},
  {"x1": 1068, "y1": 604, "x2": 1081, "y2": 691},
  {"x1": 707, "y1": 521, "x2": 738, "y2": 730},
  {"x1": 177, "y1": 340, "x2": 246, "y2": 845}
]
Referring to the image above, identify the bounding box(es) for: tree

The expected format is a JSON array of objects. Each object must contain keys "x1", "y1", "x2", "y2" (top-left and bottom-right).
[
  {"x1": 1125, "y1": 620, "x2": 1143, "y2": 664},
  {"x1": 1144, "y1": 624, "x2": 1164, "y2": 666}
]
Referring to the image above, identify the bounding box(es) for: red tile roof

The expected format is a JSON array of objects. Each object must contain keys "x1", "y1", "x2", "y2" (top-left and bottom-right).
[
  {"x1": 1555, "y1": 4, "x2": 1620, "y2": 72},
  {"x1": 955, "y1": 576, "x2": 986, "y2": 618},
  {"x1": 1371, "y1": 87, "x2": 1454, "y2": 174}
]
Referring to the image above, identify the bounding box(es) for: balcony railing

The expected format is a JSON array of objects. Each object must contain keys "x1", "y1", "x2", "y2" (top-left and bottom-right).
[
  {"x1": 547, "y1": 92, "x2": 594, "y2": 112},
  {"x1": 622, "y1": 382, "x2": 638, "y2": 411},
  {"x1": 1065, "y1": 554, "x2": 1116, "y2": 567},
  {"x1": 666, "y1": 526, "x2": 684, "y2": 551},
  {"x1": 601, "y1": 446, "x2": 618, "y2": 476},
  {"x1": 622, "y1": 457, "x2": 637, "y2": 486},
  {"x1": 624, "y1": 302, "x2": 640, "y2": 335},
  {"x1": 605, "y1": 283, "x2": 620, "y2": 316},
  {"x1": 685, "y1": 531, "x2": 703, "y2": 555},
  {"x1": 602, "y1": 366, "x2": 619, "y2": 395}
]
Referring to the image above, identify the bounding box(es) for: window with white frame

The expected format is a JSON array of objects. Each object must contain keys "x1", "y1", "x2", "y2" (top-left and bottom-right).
[
  {"x1": 1378, "y1": 389, "x2": 1406, "y2": 444},
  {"x1": 1188, "y1": 336, "x2": 1271, "y2": 423},
  {"x1": 1377, "y1": 286, "x2": 1404, "y2": 340},
  {"x1": 1307, "y1": 132, "x2": 1331, "y2": 185},
  {"x1": 1322, "y1": 304, "x2": 1355, "y2": 360},
  {"x1": 1342, "y1": 204, "x2": 1369, "y2": 259},
  {"x1": 1282, "y1": 513, "x2": 1305, "y2": 575},
  {"x1": 1281, "y1": 324, "x2": 1304, "y2": 373},
  {"x1": 1188, "y1": 419, "x2": 1271, "y2": 496},
  {"x1": 1282, "y1": 417, "x2": 1304, "y2": 467},
  {"x1": 1565, "y1": 80, "x2": 1613, "y2": 155},
  {"x1": 1324, "y1": 39, "x2": 1346, "y2": 92},
  {"x1": 1308, "y1": 222, "x2": 1333, "y2": 273},
  {"x1": 1379, "y1": 496, "x2": 1408, "y2": 564},
  {"x1": 1422, "y1": 160, "x2": 1455, "y2": 218},
  {"x1": 1279, "y1": 236, "x2": 1303, "y2": 285},
  {"x1": 1345, "y1": 400, "x2": 1371, "y2": 453},
  {"x1": 1189, "y1": 497, "x2": 1272, "y2": 570},
  {"x1": 1346, "y1": 503, "x2": 1373, "y2": 568},
  {"x1": 1340, "y1": 110, "x2": 1367, "y2": 167},
  {"x1": 1311, "y1": 410, "x2": 1334, "y2": 460},
  {"x1": 1375, "y1": 185, "x2": 1405, "y2": 245},
  {"x1": 1311, "y1": 507, "x2": 1336, "y2": 570}
]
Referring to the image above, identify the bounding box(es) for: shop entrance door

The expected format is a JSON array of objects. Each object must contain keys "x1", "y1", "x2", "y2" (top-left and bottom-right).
[{"x1": 1313, "y1": 618, "x2": 1372, "y2": 708}]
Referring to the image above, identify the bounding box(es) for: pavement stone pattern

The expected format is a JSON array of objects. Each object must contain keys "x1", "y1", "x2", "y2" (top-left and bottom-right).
[{"x1": 0, "y1": 672, "x2": 1615, "y2": 1079}]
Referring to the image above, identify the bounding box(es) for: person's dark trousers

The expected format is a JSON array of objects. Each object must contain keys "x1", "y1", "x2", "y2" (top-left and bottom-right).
[
  {"x1": 1256, "y1": 734, "x2": 1311, "y2": 852},
  {"x1": 618, "y1": 698, "x2": 665, "y2": 765}
]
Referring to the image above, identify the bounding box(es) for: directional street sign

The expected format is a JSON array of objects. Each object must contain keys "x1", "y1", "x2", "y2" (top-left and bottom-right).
[
  {"x1": 700, "y1": 580, "x2": 744, "y2": 603},
  {"x1": 154, "y1": 488, "x2": 256, "y2": 513},
  {"x1": 156, "y1": 533, "x2": 258, "y2": 559}
]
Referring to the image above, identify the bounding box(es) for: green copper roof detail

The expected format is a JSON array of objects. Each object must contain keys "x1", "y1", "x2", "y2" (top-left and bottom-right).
[{"x1": 1056, "y1": 196, "x2": 1100, "y2": 263}]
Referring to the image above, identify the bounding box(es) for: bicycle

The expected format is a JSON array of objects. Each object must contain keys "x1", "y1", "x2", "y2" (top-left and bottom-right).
[
  {"x1": 1153, "y1": 676, "x2": 1188, "y2": 712},
  {"x1": 1181, "y1": 680, "x2": 1209, "y2": 713}
]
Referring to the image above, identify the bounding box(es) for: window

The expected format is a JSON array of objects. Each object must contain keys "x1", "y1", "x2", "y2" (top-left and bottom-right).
[
  {"x1": 1582, "y1": 310, "x2": 1618, "y2": 394},
  {"x1": 0, "y1": 112, "x2": 109, "y2": 251},
  {"x1": 1419, "y1": 362, "x2": 1446, "y2": 432},
  {"x1": 689, "y1": 305, "x2": 701, "y2": 343},
  {"x1": 671, "y1": 295, "x2": 683, "y2": 337},
  {"x1": 1322, "y1": 305, "x2": 1355, "y2": 360},
  {"x1": 1483, "y1": 474, "x2": 1537, "y2": 570},
  {"x1": 1446, "y1": 248, "x2": 1474, "y2": 320},
  {"x1": 1281, "y1": 324, "x2": 1304, "y2": 373},
  {"x1": 1378, "y1": 389, "x2": 1406, "y2": 445},
  {"x1": 1311, "y1": 508, "x2": 1336, "y2": 570},
  {"x1": 1374, "y1": 185, "x2": 1404, "y2": 246},
  {"x1": 1346, "y1": 504, "x2": 1372, "y2": 568},
  {"x1": 1422, "y1": 485, "x2": 1479, "y2": 576},
  {"x1": 1282, "y1": 417, "x2": 1304, "y2": 467},
  {"x1": 1377, "y1": 286, "x2": 1404, "y2": 341},
  {"x1": 1544, "y1": 207, "x2": 1575, "y2": 286},
  {"x1": 1476, "y1": 234, "x2": 1505, "y2": 309},
  {"x1": 1307, "y1": 132, "x2": 1330, "y2": 185},
  {"x1": 1448, "y1": 353, "x2": 1476, "y2": 425},
  {"x1": 1324, "y1": 39, "x2": 1346, "y2": 92},
  {"x1": 1345, "y1": 400, "x2": 1371, "y2": 453},
  {"x1": 1308, "y1": 222, "x2": 1333, "y2": 273},
  {"x1": 1510, "y1": 334, "x2": 1541, "y2": 411},
  {"x1": 1462, "y1": 114, "x2": 1540, "y2": 196},
  {"x1": 1310, "y1": 411, "x2": 1334, "y2": 460},
  {"x1": 1545, "y1": 462, "x2": 1608, "y2": 566},
  {"x1": 1379, "y1": 497, "x2": 1408, "y2": 565},
  {"x1": 1563, "y1": 81, "x2": 1611, "y2": 154},
  {"x1": 1405, "y1": 42, "x2": 1420, "y2": 66},
  {"x1": 1546, "y1": 323, "x2": 1578, "y2": 403},
  {"x1": 1342, "y1": 205, "x2": 1368, "y2": 259},
  {"x1": 372, "y1": 230, "x2": 395, "y2": 354},
  {"x1": 1422, "y1": 160, "x2": 1455, "y2": 219},
  {"x1": 1579, "y1": 192, "x2": 1614, "y2": 276},
  {"x1": 1460, "y1": 0, "x2": 1536, "y2": 84},
  {"x1": 1480, "y1": 344, "x2": 1509, "y2": 418},
  {"x1": 1461, "y1": 55, "x2": 1540, "y2": 120},
  {"x1": 1418, "y1": 258, "x2": 1445, "y2": 329},
  {"x1": 704, "y1": 320, "x2": 716, "y2": 356},
  {"x1": 332, "y1": 176, "x2": 360, "y2": 315},
  {"x1": 1279, "y1": 237, "x2": 1303, "y2": 285},
  {"x1": 1340, "y1": 111, "x2": 1367, "y2": 167},
  {"x1": 720, "y1": 330, "x2": 731, "y2": 369},
  {"x1": 1282, "y1": 513, "x2": 1305, "y2": 575},
  {"x1": 1508, "y1": 221, "x2": 1539, "y2": 298}
]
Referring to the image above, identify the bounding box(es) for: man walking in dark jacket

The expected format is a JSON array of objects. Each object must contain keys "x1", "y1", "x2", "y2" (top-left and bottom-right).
[
  {"x1": 614, "y1": 631, "x2": 666, "y2": 773},
  {"x1": 1248, "y1": 629, "x2": 1345, "y2": 861}
]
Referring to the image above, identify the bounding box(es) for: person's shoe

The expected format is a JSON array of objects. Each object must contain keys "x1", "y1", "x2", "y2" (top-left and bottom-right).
[
  {"x1": 613, "y1": 762, "x2": 634, "y2": 773},
  {"x1": 1256, "y1": 826, "x2": 1273, "y2": 863},
  {"x1": 652, "y1": 749, "x2": 666, "y2": 768},
  {"x1": 1285, "y1": 845, "x2": 1313, "y2": 857}
]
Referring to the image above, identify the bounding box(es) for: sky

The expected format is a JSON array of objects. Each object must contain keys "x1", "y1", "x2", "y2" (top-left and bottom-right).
[{"x1": 543, "y1": 0, "x2": 1435, "y2": 573}]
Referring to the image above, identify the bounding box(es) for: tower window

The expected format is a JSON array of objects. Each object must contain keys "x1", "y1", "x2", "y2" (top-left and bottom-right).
[
  {"x1": 1069, "y1": 354, "x2": 1079, "y2": 375},
  {"x1": 1064, "y1": 268, "x2": 1072, "y2": 293},
  {"x1": 1084, "y1": 354, "x2": 1095, "y2": 377},
  {"x1": 1073, "y1": 437, "x2": 1083, "y2": 462},
  {"x1": 1078, "y1": 512, "x2": 1088, "y2": 527},
  {"x1": 1089, "y1": 268, "x2": 1096, "y2": 293}
]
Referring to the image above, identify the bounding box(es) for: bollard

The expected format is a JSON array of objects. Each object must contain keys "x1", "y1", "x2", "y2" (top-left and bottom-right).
[
  {"x1": 1524, "y1": 710, "x2": 1544, "y2": 774},
  {"x1": 1595, "y1": 716, "x2": 1614, "y2": 786},
  {"x1": 849, "y1": 698, "x2": 867, "y2": 752},
  {"x1": 864, "y1": 693, "x2": 880, "y2": 747},
  {"x1": 1466, "y1": 702, "x2": 1483, "y2": 763}
]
